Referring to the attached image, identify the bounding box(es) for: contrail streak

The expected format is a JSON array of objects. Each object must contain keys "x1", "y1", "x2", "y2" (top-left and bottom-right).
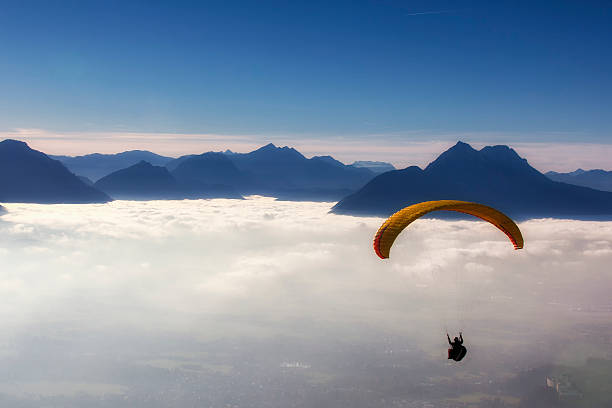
[{"x1": 405, "y1": 10, "x2": 453, "y2": 16}]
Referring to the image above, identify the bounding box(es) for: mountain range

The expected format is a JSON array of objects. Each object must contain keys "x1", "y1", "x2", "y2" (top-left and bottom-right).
[
  {"x1": 219, "y1": 143, "x2": 374, "y2": 200},
  {"x1": 52, "y1": 150, "x2": 174, "y2": 181},
  {"x1": 56, "y1": 145, "x2": 381, "y2": 202},
  {"x1": 546, "y1": 169, "x2": 612, "y2": 192},
  {"x1": 332, "y1": 142, "x2": 612, "y2": 219},
  {"x1": 4, "y1": 140, "x2": 376, "y2": 203},
  {"x1": 4, "y1": 138, "x2": 612, "y2": 219},
  {"x1": 94, "y1": 160, "x2": 243, "y2": 200},
  {"x1": 161, "y1": 143, "x2": 376, "y2": 201},
  {"x1": 0, "y1": 139, "x2": 111, "y2": 204}
]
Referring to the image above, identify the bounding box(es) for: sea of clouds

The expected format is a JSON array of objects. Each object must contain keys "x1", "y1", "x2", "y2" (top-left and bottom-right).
[{"x1": 0, "y1": 197, "x2": 611, "y2": 405}]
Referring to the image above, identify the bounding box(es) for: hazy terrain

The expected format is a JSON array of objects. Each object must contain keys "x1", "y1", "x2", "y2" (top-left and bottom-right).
[{"x1": 0, "y1": 197, "x2": 611, "y2": 407}]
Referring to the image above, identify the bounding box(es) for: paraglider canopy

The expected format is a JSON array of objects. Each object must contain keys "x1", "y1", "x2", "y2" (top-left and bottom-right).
[{"x1": 373, "y1": 200, "x2": 523, "y2": 259}]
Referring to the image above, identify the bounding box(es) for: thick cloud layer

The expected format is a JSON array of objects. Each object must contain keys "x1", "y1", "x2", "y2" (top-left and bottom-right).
[{"x1": 0, "y1": 197, "x2": 611, "y2": 406}]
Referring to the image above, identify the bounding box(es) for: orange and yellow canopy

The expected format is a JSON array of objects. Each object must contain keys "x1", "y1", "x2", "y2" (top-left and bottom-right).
[{"x1": 373, "y1": 200, "x2": 523, "y2": 259}]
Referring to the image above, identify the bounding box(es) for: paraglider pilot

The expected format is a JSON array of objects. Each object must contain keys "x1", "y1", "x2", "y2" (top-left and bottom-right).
[{"x1": 447, "y1": 332, "x2": 467, "y2": 362}]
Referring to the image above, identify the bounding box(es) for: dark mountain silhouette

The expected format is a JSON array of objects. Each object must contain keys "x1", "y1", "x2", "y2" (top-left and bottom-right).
[
  {"x1": 226, "y1": 143, "x2": 375, "y2": 200},
  {"x1": 94, "y1": 161, "x2": 182, "y2": 200},
  {"x1": 332, "y1": 141, "x2": 612, "y2": 219},
  {"x1": 20, "y1": 142, "x2": 373, "y2": 202},
  {"x1": 0, "y1": 205, "x2": 6, "y2": 215},
  {"x1": 0, "y1": 139, "x2": 111, "y2": 204},
  {"x1": 166, "y1": 144, "x2": 374, "y2": 200},
  {"x1": 95, "y1": 161, "x2": 242, "y2": 200},
  {"x1": 546, "y1": 169, "x2": 612, "y2": 192},
  {"x1": 53, "y1": 150, "x2": 174, "y2": 181},
  {"x1": 171, "y1": 152, "x2": 250, "y2": 190},
  {"x1": 351, "y1": 161, "x2": 396, "y2": 174}
]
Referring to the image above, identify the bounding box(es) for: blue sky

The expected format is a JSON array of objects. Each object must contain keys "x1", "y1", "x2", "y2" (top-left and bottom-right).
[{"x1": 0, "y1": 0, "x2": 611, "y2": 158}]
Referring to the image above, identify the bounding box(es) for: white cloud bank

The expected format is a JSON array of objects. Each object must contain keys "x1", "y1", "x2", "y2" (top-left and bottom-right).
[
  {"x1": 1, "y1": 198, "x2": 610, "y2": 334},
  {"x1": 0, "y1": 198, "x2": 611, "y2": 404}
]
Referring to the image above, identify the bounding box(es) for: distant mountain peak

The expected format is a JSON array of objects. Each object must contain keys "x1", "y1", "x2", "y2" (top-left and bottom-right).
[
  {"x1": 257, "y1": 143, "x2": 277, "y2": 151},
  {"x1": 248, "y1": 143, "x2": 306, "y2": 161},
  {"x1": 425, "y1": 141, "x2": 479, "y2": 171},
  {"x1": 0, "y1": 139, "x2": 31, "y2": 152},
  {"x1": 0, "y1": 139, "x2": 111, "y2": 203},
  {"x1": 546, "y1": 168, "x2": 612, "y2": 192},
  {"x1": 94, "y1": 160, "x2": 180, "y2": 199},
  {"x1": 332, "y1": 141, "x2": 612, "y2": 218},
  {"x1": 425, "y1": 141, "x2": 535, "y2": 175},
  {"x1": 454, "y1": 140, "x2": 473, "y2": 148},
  {"x1": 0, "y1": 138, "x2": 27, "y2": 146},
  {"x1": 480, "y1": 144, "x2": 522, "y2": 160},
  {"x1": 443, "y1": 141, "x2": 477, "y2": 154},
  {"x1": 256, "y1": 143, "x2": 300, "y2": 152}
]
